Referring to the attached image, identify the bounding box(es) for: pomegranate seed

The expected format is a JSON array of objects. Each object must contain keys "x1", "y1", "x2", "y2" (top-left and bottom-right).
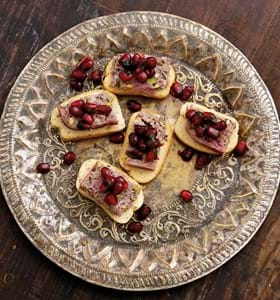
[
  {"x1": 127, "y1": 100, "x2": 142, "y2": 112},
  {"x1": 89, "y1": 69, "x2": 103, "y2": 83},
  {"x1": 70, "y1": 99, "x2": 84, "y2": 108},
  {"x1": 146, "y1": 150, "x2": 157, "y2": 162},
  {"x1": 82, "y1": 102, "x2": 97, "y2": 113},
  {"x1": 134, "y1": 125, "x2": 147, "y2": 136},
  {"x1": 109, "y1": 133, "x2": 124, "y2": 144},
  {"x1": 71, "y1": 69, "x2": 87, "y2": 82},
  {"x1": 126, "y1": 149, "x2": 144, "y2": 160},
  {"x1": 145, "y1": 57, "x2": 157, "y2": 69},
  {"x1": 104, "y1": 193, "x2": 118, "y2": 206},
  {"x1": 146, "y1": 138, "x2": 160, "y2": 149},
  {"x1": 101, "y1": 167, "x2": 112, "y2": 179},
  {"x1": 146, "y1": 127, "x2": 157, "y2": 139},
  {"x1": 195, "y1": 126, "x2": 206, "y2": 138},
  {"x1": 129, "y1": 133, "x2": 139, "y2": 147},
  {"x1": 203, "y1": 112, "x2": 216, "y2": 123},
  {"x1": 180, "y1": 190, "x2": 193, "y2": 202},
  {"x1": 137, "y1": 204, "x2": 152, "y2": 221},
  {"x1": 69, "y1": 106, "x2": 83, "y2": 118},
  {"x1": 119, "y1": 71, "x2": 133, "y2": 82},
  {"x1": 180, "y1": 86, "x2": 194, "y2": 101},
  {"x1": 135, "y1": 71, "x2": 148, "y2": 83},
  {"x1": 82, "y1": 113, "x2": 93, "y2": 125},
  {"x1": 127, "y1": 221, "x2": 143, "y2": 234},
  {"x1": 100, "y1": 183, "x2": 108, "y2": 193},
  {"x1": 206, "y1": 126, "x2": 220, "y2": 139},
  {"x1": 95, "y1": 105, "x2": 112, "y2": 115},
  {"x1": 214, "y1": 120, "x2": 227, "y2": 131},
  {"x1": 170, "y1": 81, "x2": 183, "y2": 97},
  {"x1": 145, "y1": 68, "x2": 156, "y2": 78},
  {"x1": 112, "y1": 181, "x2": 124, "y2": 195},
  {"x1": 137, "y1": 139, "x2": 147, "y2": 152},
  {"x1": 63, "y1": 151, "x2": 76, "y2": 165},
  {"x1": 192, "y1": 114, "x2": 203, "y2": 126},
  {"x1": 115, "y1": 176, "x2": 128, "y2": 190},
  {"x1": 132, "y1": 53, "x2": 144, "y2": 68},
  {"x1": 185, "y1": 109, "x2": 196, "y2": 120},
  {"x1": 118, "y1": 53, "x2": 131, "y2": 68},
  {"x1": 234, "y1": 140, "x2": 248, "y2": 157},
  {"x1": 36, "y1": 163, "x2": 50, "y2": 174},
  {"x1": 195, "y1": 153, "x2": 210, "y2": 170},
  {"x1": 77, "y1": 121, "x2": 91, "y2": 130},
  {"x1": 178, "y1": 147, "x2": 194, "y2": 161},
  {"x1": 69, "y1": 79, "x2": 83, "y2": 91},
  {"x1": 135, "y1": 67, "x2": 143, "y2": 74},
  {"x1": 104, "y1": 175, "x2": 115, "y2": 187},
  {"x1": 78, "y1": 56, "x2": 94, "y2": 71}
]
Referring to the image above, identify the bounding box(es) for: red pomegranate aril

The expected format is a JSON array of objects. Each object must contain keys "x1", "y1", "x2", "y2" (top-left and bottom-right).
[
  {"x1": 132, "y1": 53, "x2": 143, "y2": 68},
  {"x1": 109, "y1": 133, "x2": 124, "y2": 144},
  {"x1": 206, "y1": 126, "x2": 220, "y2": 139},
  {"x1": 119, "y1": 53, "x2": 132, "y2": 68},
  {"x1": 70, "y1": 99, "x2": 84, "y2": 108},
  {"x1": 100, "y1": 183, "x2": 108, "y2": 193},
  {"x1": 105, "y1": 175, "x2": 116, "y2": 188},
  {"x1": 82, "y1": 102, "x2": 97, "y2": 113},
  {"x1": 36, "y1": 163, "x2": 50, "y2": 174},
  {"x1": 134, "y1": 125, "x2": 147, "y2": 136},
  {"x1": 192, "y1": 114, "x2": 203, "y2": 126},
  {"x1": 146, "y1": 127, "x2": 157, "y2": 138},
  {"x1": 77, "y1": 121, "x2": 91, "y2": 130},
  {"x1": 185, "y1": 109, "x2": 196, "y2": 120},
  {"x1": 135, "y1": 67, "x2": 142, "y2": 75},
  {"x1": 82, "y1": 113, "x2": 94, "y2": 125},
  {"x1": 146, "y1": 138, "x2": 160, "y2": 149},
  {"x1": 104, "y1": 193, "x2": 118, "y2": 206},
  {"x1": 195, "y1": 153, "x2": 210, "y2": 170},
  {"x1": 112, "y1": 181, "x2": 124, "y2": 195},
  {"x1": 89, "y1": 69, "x2": 103, "y2": 83},
  {"x1": 203, "y1": 112, "x2": 216, "y2": 123},
  {"x1": 127, "y1": 221, "x2": 143, "y2": 234},
  {"x1": 145, "y1": 150, "x2": 157, "y2": 162},
  {"x1": 63, "y1": 151, "x2": 76, "y2": 165},
  {"x1": 137, "y1": 139, "x2": 147, "y2": 152},
  {"x1": 178, "y1": 147, "x2": 194, "y2": 162},
  {"x1": 234, "y1": 140, "x2": 248, "y2": 157},
  {"x1": 71, "y1": 69, "x2": 87, "y2": 82},
  {"x1": 129, "y1": 133, "x2": 139, "y2": 147},
  {"x1": 180, "y1": 86, "x2": 194, "y2": 101},
  {"x1": 145, "y1": 56, "x2": 157, "y2": 69},
  {"x1": 126, "y1": 149, "x2": 143, "y2": 160},
  {"x1": 170, "y1": 81, "x2": 183, "y2": 97},
  {"x1": 119, "y1": 71, "x2": 133, "y2": 82},
  {"x1": 195, "y1": 126, "x2": 206, "y2": 138},
  {"x1": 214, "y1": 120, "x2": 227, "y2": 131},
  {"x1": 137, "y1": 204, "x2": 152, "y2": 221},
  {"x1": 180, "y1": 190, "x2": 193, "y2": 202},
  {"x1": 145, "y1": 68, "x2": 156, "y2": 78},
  {"x1": 78, "y1": 56, "x2": 94, "y2": 71},
  {"x1": 115, "y1": 176, "x2": 128, "y2": 190},
  {"x1": 69, "y1": 106, "x2": 83, "y2": 117},
  {"x1": 69, "y1": 79, "x2": 83, "y2": 91},
  {"x1": 136, "y1": 71, "x2": 148, "y2": 83},
  {"x1": 101, "y1": 167, "x2": 112, "y2": 179},
  {"x1": 127, "y1": 100, "x2": 142, "y2": 112},
  {"x1": 95, "y1": 105, "x2": 112, "y2": 115}
]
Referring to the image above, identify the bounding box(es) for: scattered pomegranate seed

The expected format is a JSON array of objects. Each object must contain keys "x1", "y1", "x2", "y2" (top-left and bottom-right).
[
  {"x1": 192, "y1": 114, "x2": 203, "y2": 126},
  {"x1": 206, "y1": 126, "x2": 220, "y2": 139},
  {"x1": 112, "y1": 181, "x2": 124, "y2": 195},
  {"x1": 82, "y1": 113, "x2": 93, "y2": 125},
  {"x1": 104, "y1": 175, "x2": 116, "y2": 187},
  {"x1": 126, "y1": 149, "x2": 144, "y2": 160},
  {"x1": 109, "y1": 132, "x2": 124, "y2": 144},
  {"x1": 213, "y1": 120, "x2": 227, "y2": 131},
  {"x1": 69, "y1": 79, "x2": 83, "y2": 91},
  {"x1": 170, "y1": 81, "x2": 183, "y2": 97},
  {"x1": 137, "y1": 204, "x2": 152, "y2": 221},
  {"x1": 180, "y1": 190, "x2": 193, "y2": 202},
  {"x1": 101, "y1": 167, "x2": 112, "y2": 179},
  {"x1": 202, "y1": 112, "x2": 216, "y2": 123},
  {"x1": 135, "y1": 67, "x2": 142, "y2": 74},
  {"x1": 63, "y1": 151, "x2": 76, "y2": 165},
  {"x1": 69, "y1": 106, "x2": 83, "y2": 118},
  {"x1": 77, "y1": 121, "x2": 91, "y2": 130},
  {"x1": 132, "y1": 53, "x2": 144, "y2": 68},
  {"x1": 180, "y1": 86, "x2": 194, "y2": 101},
  {"x1": 71, "y1": 69, "x2": 87, "y2": 82},
  {"x1": 119, "y1": 53, "x2": 131, "y2": 68},
  {"x1": 178, "y1": 147, "x2": 194, "y2": 161},
  {"x1": 195, "y1": 126, "x2": 206, "y2": 138},
  {"x1": 129, "y1": 133, "x2": 139, "y2": 147},
  {"x1": 234, "y1": 140, "x2": 248, "y2": 157},
  {"x1": 146, "y1": 127, "x2": 157, "y2": 139},
  {"x1": 145, "y1": 68, "x2": 156, "y2": 78},
  {"x1": 104, "y1": 193, "x2": 118, "y2": 206},
  {"x1": 134, "y1": 125, "x2": 147, "y2": 136},
  {"x1": 82, "y1": 102, "x2": 97, "y2": 113},
  {"x1": 145, "y1": 57, "x2": 157, "y2": 69},
  {"x1": 95, "y1": 105, "x2": 112, "y2": 115},
  {"x1": 78, "y1": 56, "x2": 94, "y2": 71},
  {"x1": 127, "y1": 221, "x2": 143, "y2": 234},
  {"x1": 100, "y1": 183, "x2": 108, "y2": 193},
  {"x1": 146, "y1": 138, "x2": 160, "y2": 149},
  {"x1": 146, "y1": 150, "x2": 157, "y2": 162},
  {"x1": 119, "y1": 71, "x2": 133, "y2": 82},
  {"x1": 89, "y1": 69, "x2": 103, "y2": 83},
  {"x1": 185, "y1": 109, "x2": 196, "y2": 120},
  {"x1": 70, "y1": 99, "x2": 84, "y2": 108},
  {"x1": 115, "y1": 176, "x2": 128, "y2": 190},
  {"x1": 127, "y1": 100, "x2": 142, "y2": 112},
  {"x1": 36, "y1": 163, "x2": 50, "y2": 174},
  {"x1": 195, "y1": 153, "x2": 211, "y2": 170},
  {"x1": 135, "y1": 71, "x2": 148, "y2": 83},
  {"x1": 137, "y1": 139, "x2": 147, "y2": 152}
]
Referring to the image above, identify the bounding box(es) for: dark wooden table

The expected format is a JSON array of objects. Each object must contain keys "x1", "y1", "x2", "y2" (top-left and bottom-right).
[{"x1": 0, "y1": 1, "x2": 279, "y2": 299}]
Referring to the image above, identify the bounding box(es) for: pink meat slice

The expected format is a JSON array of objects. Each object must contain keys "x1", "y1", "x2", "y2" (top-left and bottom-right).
[{"x1": 126, "y1": 158, "x2": 157, "y2": 170}]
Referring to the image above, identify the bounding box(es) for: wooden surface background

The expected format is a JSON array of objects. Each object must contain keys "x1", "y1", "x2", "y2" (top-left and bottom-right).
[{"x1": 0, "y1": 1, "x2": 279, "y2": 299}]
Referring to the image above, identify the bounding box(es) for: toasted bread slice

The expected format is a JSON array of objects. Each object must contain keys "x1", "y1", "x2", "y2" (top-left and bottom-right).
[
  {"x1": 76, "y1": 159, "x2": 144, "y2": 224},
  {"x1": 50, "y1": 90, "x2": 125, "y2": 142},
  {"x1": 119, "y1": 112, "x2": 173, "y2": 183},
  {"x1": 102, "y1": 55, "x2": 176, "y2": 99},
  {"x1": 175, "y1": 102, "x2": 239, "y2": 154}
]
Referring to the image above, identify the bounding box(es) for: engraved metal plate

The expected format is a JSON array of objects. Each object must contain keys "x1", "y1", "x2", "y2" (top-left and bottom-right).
[{"x1": 0, "y1": 12, "x2": 279, "y2": 290}]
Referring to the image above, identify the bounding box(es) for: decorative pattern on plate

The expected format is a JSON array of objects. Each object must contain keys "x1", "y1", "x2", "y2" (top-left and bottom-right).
[{"x1": 0, "y1": 12, "x2": 279, "y2": 290}]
